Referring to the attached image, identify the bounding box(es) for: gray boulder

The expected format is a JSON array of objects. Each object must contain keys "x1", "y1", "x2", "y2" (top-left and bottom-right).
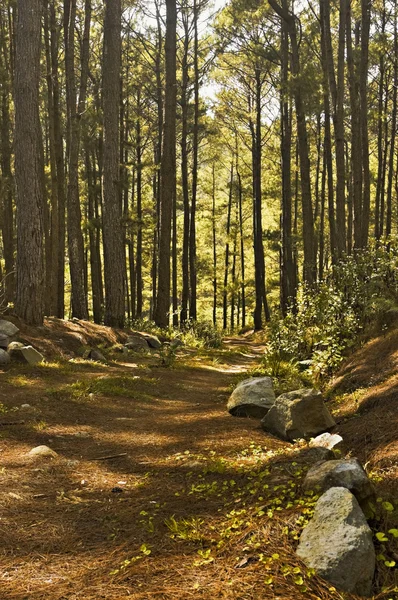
[
  {"x1": 227, "y1": 377, "x2": 275, "y2": 418},
  {"x1": 88, "y1": 348, "x2": 106, "y2": 362},
  {"x1": 0, "y1": 333, "x2": 9, "y2": 349},
  {"x1": 125, "y1": 335, "x2": 149, "y2": 350},
  {"x1": 9, "y1": 345, "x2": 44, "y2": 365},
  {"x1": 303, "y1": 458, "x2": 374, "y2": 507},
  {"x1": 0, "y1": 319, "x2": 19, "y2": 337},
  {"x1": 261, "y1": 388, "x2": 335, "y2": 441},
  {"x1": 297, "y1": 487, "x2": 375, "y2": 597},
  {"x1": 0, "y1": 348, "x2": 11, "y2": 365},
  {"x1": 142, "y1": 333, "x2": 162, "y2": 349}
]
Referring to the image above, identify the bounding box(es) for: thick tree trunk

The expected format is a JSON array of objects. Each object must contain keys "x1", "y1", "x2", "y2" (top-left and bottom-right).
[
  {"x1": 102, "y1": 0, "x2": 125, "y2": 328},
  {"x1": 14, "y1": 0, "x2": 45, "y2": 325}
]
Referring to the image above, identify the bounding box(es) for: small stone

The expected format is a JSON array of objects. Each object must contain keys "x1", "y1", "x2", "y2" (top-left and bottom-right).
[
  {"x1": 27, "y1": 445, "x2": 58, "y2": 459},
  {"x1": 0, "y1": 320, "x2": 19, "y2": 337},
  {"x1": 0, "y1": 333, "x2": 9, "y2": 349},
  {"x1": 88, "y1": 349, "x2": 106, "y2": 362},
  {"x1": 141, "y1": 333, "x2": 162, "y2": 349}
]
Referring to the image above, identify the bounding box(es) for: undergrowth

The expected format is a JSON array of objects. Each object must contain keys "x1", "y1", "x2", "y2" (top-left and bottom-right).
[{"x1": 264, "y1": 242, "x2": 398, "y2": 382}]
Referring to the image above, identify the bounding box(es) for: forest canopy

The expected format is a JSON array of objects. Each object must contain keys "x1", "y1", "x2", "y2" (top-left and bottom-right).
[{"x1": 0, "y1": 0, "x2": 398, "y2": 332}]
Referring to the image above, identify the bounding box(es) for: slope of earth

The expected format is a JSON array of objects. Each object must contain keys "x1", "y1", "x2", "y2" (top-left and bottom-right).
[
  {"x1": 0, "y1": 318, "x2": 396, "y2": 600},
  {"x1": 329, "y1": 328, "x2": 398, "y2": 499}
]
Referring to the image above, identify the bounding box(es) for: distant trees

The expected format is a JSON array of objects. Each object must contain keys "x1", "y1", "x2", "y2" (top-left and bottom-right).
[{"x1": 1, "y1": 0, "x2": 398, "y2": 330}]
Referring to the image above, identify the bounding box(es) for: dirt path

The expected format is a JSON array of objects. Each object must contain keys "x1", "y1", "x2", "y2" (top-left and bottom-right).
[
  {"x1": 0, "y1": 338, "x2": 285, "y2": 599},
  {"x1": 0, "y1": 330, "x2": 395, "y2": 600}
]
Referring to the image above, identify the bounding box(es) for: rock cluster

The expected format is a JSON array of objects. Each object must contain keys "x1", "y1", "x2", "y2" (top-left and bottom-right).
[
  {"x1": 227, "y1": 379, "x2": 335, "y2": 441},
  {"x1": 0, "y1": 320, "x2": 44, "y2": 365},
  {"x1": 227, "y1": 378, "x2": 377, "y2": 596}
]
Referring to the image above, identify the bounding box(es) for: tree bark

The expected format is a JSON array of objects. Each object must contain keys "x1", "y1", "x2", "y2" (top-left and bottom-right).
[
  {"x1": 64, "y1": 0, "x2": 89, "y2": 319},
  {"x1": 154, "y1": 0, "x2": 177, "y2": 328},
  {"x1": 102, "y1": 0, "x2": 125, "y2": 327},
  {"x1": 14, "y1": 0, "x2": 45, "y2": 324}
]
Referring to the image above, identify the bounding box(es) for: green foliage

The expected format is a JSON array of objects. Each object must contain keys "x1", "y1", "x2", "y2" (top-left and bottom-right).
[
  {"x1": 265, "y1": 243, "x2": 398, "y2": 380},
  {"x1": 180, "y1": 320, "x2": 223, "y2": 349}
]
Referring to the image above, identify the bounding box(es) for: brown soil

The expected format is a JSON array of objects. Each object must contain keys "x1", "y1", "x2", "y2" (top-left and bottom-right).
[{"x1": 0, "y1": 318, "x2": 397, "y2": 600}]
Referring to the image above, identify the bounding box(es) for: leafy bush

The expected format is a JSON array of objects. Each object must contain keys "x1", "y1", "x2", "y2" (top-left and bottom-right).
[
  {"x1": 265, "y1": 241, "x2": 398, "y2": 381},
  {"x1": 180, "y1": 320, "x2": 223, "y2": 349}
]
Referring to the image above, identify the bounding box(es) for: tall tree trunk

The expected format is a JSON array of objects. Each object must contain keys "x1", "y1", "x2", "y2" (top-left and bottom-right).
[
  {"x1": 64, "y1": 0, "x2": 89, "y2": 319},
  {"x1": 359, "y1": 0, "x2": 371, "y2": 247},
  {"x1": 154, "y1": 0, "x2": 177, "y2": 328},
  {"x1": 251, "y1": 73, "x2": 270, "y2": 330},
  {"x1": 374, "y1": 0, "x2": 386, "y2": 240},
  {"x1": 14, "y1": 0, "x2": 45, "y2": 324},
  {"x1": 85, "y1": 145, "x2": 102, "y2": 323},
  {"x1": 102, "y1": 0, "x2": 124, "y2": 327},
  {"x1": 223, "y1": 163, "x2": 233, "y2": 331},
  {"x1": 212, "y1": 163, "x2": 217, "y2": 326},
  {"x1": 0, "y1": 22, "x2": 14, "y2": 305},
  {"x1": 135, "y1": 89, "x2": 143, "y2": 318},
  {"x1": 237, "y1": 168, "x2": 245, "y2": 327},
  {"x1": 346, "y1": 8, "x2": 362, "y2": 248},
  {"x1": 321, "y1": 0, "x2": 346, "y2": 257},
  {"x1": 386, "y1": 2, "x2": 397, "y2": 239},
  {"x1": 280, "y1": 18, "x2": 296, "y2": 314},
  {"x1": 180, "y1": 11, "x2": 190, "y2": 325},
  {"x1": 269, "y1": 0, "x2": 316, "y2": 284},
  {"x1": 189, "y1": 0, "x2": 199, "y2": 321},
  {"x1": 151, "y1": 0, "x2": 164, "y2": 320}
]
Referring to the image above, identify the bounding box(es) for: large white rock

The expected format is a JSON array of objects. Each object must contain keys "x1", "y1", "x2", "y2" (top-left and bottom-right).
[
  {"x1": 309, "y1": 432, "x2": 343, "y2": 450},
  {"x1": 303, "y1": 458, "x2": 374, "y2": 507},
  {"x1": 0, "y1": 320, "x2": 19, "y2": 337},
  {"x1": 297, "y1": 487, "x2": 375, "y2": 597},
  {"x1": 261, "y1": 388, "x2": 335, "y2": 441},
  {"x1": 9, "y1": 345, "x2": 44, "y2": 365},
  {"x1": 227, "y1": 377, "x2": 275, "y2": 418}
]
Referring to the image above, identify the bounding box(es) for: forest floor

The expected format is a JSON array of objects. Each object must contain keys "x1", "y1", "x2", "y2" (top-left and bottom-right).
[{"x1": 0, "y1": 318, "x2": 397, "y2": 600}]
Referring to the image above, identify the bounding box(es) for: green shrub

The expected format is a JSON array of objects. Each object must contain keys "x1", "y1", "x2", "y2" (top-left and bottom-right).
[{"x1": 266, "y1": 241, "x2": 398, "y2": 381}]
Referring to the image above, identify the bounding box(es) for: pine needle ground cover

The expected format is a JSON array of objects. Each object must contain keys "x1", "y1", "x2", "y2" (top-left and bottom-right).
[{"x1": 0, "y1": 320, "x2": 397, "y2": 599}]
